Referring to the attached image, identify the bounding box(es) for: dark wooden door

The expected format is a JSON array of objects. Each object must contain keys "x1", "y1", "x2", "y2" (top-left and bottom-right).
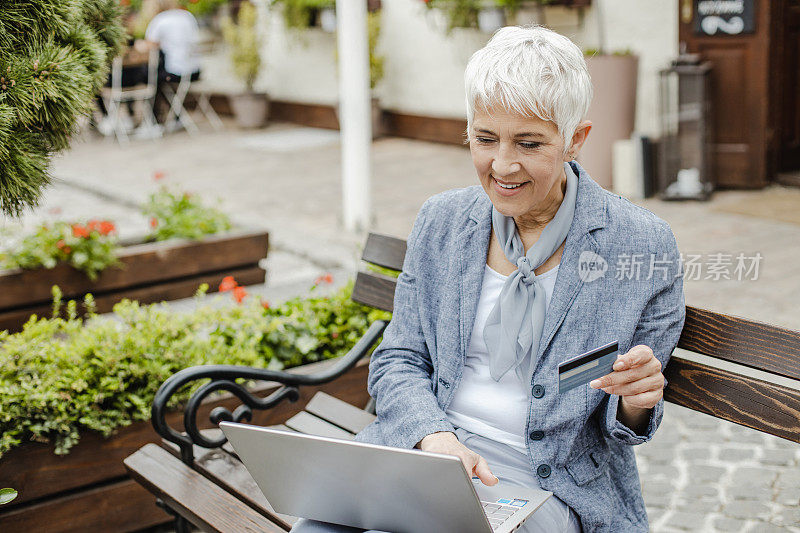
[
  {"x1": 773, "y1": 0, "x2": 800, "y2": 172},
  {"x1": 678, "y1": 0, "x2": 777, "y2": 188}
]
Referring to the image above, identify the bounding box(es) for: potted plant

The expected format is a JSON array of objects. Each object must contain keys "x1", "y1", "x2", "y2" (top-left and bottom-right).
[
  {"x1": 222, "y1": 0, "x2": 269, "y2": 128},
  {"x1": 0, "y1": 188, "x2": 268, "y2": 332},
  {"x1": 270, "y1": 0, "x2": 335, "y2": 31}
]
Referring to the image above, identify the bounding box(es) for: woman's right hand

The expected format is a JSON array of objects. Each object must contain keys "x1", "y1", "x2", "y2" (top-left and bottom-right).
[{"x1": 417, "y1": 431, "x2": 499, "y2": 486}]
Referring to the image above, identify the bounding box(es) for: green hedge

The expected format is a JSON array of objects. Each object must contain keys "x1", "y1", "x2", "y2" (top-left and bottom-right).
[{"x1": 0, "y1": 281, "x2": 390, "y2": 459}]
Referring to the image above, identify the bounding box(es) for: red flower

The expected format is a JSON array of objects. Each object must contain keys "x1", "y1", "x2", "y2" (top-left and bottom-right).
[
  {"x1": 153, "y1": 170, "x2": 165, "y2": 181},
  {"x1": 56, "y1": 240, "x2": 71, "y2": 254},
  {"x1": 332, "y1": 331, "x2": 339, "y2": 339},
  {"x1": 71, "y1": 224, "x2": 89, "y2": 238},
  {"x1": 149, "y1": 217, "x2": 158, "y2": 229},
  {"x1": 87, "y1": 220, "x2": 100, "y2": 233},
  {"x1": 261, "y1": 299, "x2": 270, "y2": 310},
  {"x1": 219, "y1": 276, "x2": 237, "y2": 292},
  {"x1": 232, "y1": 286, "x2": 247, "y2": 304},
  {"x1": 315, "y1": 273, "x2": 334, "y2": 285},
  {"x1": 99, "y1": 220, "x2": 116, "y2": 235}
]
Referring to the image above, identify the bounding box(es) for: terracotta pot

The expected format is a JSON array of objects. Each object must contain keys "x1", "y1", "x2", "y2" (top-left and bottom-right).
[
  {"x1": 229, "y1": 92, "x2": 270, "y2": 129},
  {"x1": 579, "y1": 54, "x2": 638, "y2": 190}
]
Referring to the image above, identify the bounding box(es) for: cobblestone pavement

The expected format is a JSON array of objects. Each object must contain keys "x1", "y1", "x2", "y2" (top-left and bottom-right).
[{"x1": 6, "y1": 122, "x2": 799, "y2": 532}]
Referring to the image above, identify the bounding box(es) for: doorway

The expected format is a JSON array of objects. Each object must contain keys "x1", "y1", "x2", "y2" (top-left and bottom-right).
[{"x1": 679, "y1": 0, "x2": 800, "y2": 188}]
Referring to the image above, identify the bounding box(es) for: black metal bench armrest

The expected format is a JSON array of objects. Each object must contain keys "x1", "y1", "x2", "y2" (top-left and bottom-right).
[{"x1": 151, "y1": 320, "x2": 388, "y2": 464}]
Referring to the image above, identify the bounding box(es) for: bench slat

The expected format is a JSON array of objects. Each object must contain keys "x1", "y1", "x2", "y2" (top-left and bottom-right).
[
  {"x1": 124, "y1": 444, "x2": 286, "y2": 533},
  {"x1": 305, "y1": 391, "x2": 377, "y2": 434},
  {"x1": 362, "y1": 233, "x2": 406, "y2": 272},
  {"x1": 161, "y1": 437, "x2": 297, "y2": 531},
  {"x1": 284, "y1": 411, "x2": 356, "y2": 440},
  {"x1": 351, "y1": 271, "x2": 396, "y2": 312},
  {"x1": 664, "y1": 357, "x2": 800, "y2": 443},
  {"x1": 678, "y1": 306, "x2": 800, "y2": 381}
]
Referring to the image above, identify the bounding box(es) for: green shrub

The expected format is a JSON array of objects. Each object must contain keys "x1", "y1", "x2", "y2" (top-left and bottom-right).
[{"x1": 0, "y1": 280, "x2": 390, "y2": 459}]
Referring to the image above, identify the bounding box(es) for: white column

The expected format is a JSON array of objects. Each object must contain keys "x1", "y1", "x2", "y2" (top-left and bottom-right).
[{"x1": 336, "y1": 0, "x2": 372, "y2": 232}]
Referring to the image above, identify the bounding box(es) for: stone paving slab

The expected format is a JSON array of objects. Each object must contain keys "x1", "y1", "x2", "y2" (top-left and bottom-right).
[{"x1": 5, "y1": 123, "x2": 798, "y2": 532}]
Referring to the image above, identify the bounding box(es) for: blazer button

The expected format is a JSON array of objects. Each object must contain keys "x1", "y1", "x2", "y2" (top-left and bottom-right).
[
  {"x1": 536, "y1": 464, "x2": 551, "y2": 478},
  {"x1": 529, "y1": 430, "x2": 544, "y2": 441},
  {"x1": 531, "y1": 384, "x2": 545, "y2": 398}
]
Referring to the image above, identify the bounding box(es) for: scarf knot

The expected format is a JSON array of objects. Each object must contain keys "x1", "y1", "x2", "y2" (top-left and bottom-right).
[{"x1": 516, "y1": 256, "x2": 535, "y2": 284}]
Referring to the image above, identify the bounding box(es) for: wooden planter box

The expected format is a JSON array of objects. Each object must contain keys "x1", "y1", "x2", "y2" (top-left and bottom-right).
[
  {"x1": 0, "y1": 358, "x2": 371, "y2": 533},
  {"x1": 0, "y1": 229, "x2": 269, "y2": 333}
]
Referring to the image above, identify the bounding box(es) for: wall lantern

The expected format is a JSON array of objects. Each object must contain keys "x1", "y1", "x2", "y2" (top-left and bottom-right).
[{"x1": 658, "y1": 54, "x2": 713, "y2": 200}]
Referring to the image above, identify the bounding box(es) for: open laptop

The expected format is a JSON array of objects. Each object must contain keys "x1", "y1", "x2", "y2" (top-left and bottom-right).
[{"x1": 220, "y1": 422, "x2": 551, "y2": 533}]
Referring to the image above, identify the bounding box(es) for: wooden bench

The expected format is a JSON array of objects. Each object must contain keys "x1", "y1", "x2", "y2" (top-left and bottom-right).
[{"x1": 124, "y1": 232, "x2": 800, "y2": 533}]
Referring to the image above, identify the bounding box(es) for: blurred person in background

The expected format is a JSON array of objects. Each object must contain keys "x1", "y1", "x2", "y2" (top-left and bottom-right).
[{"x1": 145, "y1": 0, "x2": 201, "y2": 122}]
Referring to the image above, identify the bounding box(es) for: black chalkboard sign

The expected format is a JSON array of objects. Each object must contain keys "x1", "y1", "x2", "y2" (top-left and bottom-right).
[{"x1": 694, "y1": 0, "x2": 755, "y2": 35}]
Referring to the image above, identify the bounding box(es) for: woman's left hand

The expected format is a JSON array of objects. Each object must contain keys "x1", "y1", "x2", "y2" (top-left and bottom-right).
[{"x1": 589, "y1": 344, "x2": 664, "y2": 410}]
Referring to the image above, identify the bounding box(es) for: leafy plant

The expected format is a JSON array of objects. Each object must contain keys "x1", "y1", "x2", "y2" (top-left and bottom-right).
[
  {"x1": 184, "y1": 0, "x2": 230, "y2": 17},
  {"x1": 367, "y1": 11, "x2": 384, "y2": 90},
  {"x1": 143, "y1": 187, "x2": 232, "y2": 241},
  {"x1": 221, "y1": 0, "x2": 263, "y2": 92},
  {"x1": 422, "y1": 0, "x2": 480, "y2": 32},
  {"x1": 0, "y1": 220, "x2": 120, "y2": 280},
  {"x1": 0, "y1": 279, "x2": 390, "y2": 459},
  {"x1": 422, "y1": 0, "x2": 555, "y2": 32},
  {"x1": 271, "y1": 0, "x2": 334, "y2": 30}
]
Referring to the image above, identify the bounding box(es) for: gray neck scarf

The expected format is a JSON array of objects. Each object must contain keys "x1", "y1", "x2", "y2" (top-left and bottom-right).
[{"x1": 484, "y1": 162, "x2": 579, "y2": 382}]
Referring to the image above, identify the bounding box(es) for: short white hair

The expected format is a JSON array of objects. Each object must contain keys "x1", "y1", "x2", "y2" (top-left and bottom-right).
[{"x1": 464, "y1": 25, "x2": 592, "y2": 151}]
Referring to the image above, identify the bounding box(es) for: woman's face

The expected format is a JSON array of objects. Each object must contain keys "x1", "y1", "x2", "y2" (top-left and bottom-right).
[{"x1": 469, "y1": 107, "x2": 570, "y2": 221}]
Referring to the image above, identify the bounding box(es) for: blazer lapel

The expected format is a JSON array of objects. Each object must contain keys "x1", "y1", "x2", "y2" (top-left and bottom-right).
[
  {"x1": 534, "y1": 164, "x2": 607, "y2": 366},
  {"x1": 457, "y1": 195, "x2": 493, "y2": 368}
]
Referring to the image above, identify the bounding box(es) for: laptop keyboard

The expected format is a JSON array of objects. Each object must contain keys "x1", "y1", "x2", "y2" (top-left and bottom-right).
[{"x1": 481, "y1": 501, "x2": 518, "y2": 530}]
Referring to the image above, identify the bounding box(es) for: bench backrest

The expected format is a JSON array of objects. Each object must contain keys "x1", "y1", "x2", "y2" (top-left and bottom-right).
[{"x1": 352, "y1": 233, "x2": 800, "y2": 444}]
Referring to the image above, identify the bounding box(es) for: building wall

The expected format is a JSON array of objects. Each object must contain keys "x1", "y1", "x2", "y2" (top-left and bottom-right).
[{"x1": 202, "y1": 0, "x2": 677, "y2": 137}]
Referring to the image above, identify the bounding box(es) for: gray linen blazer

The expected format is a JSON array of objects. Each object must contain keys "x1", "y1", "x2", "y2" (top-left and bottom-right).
[{"x1": 355, "y1": 162, "x2": 686, "y2": 532}]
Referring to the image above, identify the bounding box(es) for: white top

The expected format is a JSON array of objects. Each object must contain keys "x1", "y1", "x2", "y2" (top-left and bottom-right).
[
  {"x1": 446, "y1": 263, "x2": 560, "y2": 455},
  {"x1": 146, "y1": 9, "x2": 200, "y2": 76}
]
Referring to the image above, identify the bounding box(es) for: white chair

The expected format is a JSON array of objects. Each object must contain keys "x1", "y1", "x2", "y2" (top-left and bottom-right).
[
  {"x1": 161, "y1": 34, "x2": 223, "y2": 134},
  {"x1": 162, "y1": 73, "x2": 199, "y2": 135},
  {"x1": 189, "y1": 78, "x2": 224, "y2": 131},
  {"x1": 102, "y1": 47, "x2": 162, "y2": 143}
]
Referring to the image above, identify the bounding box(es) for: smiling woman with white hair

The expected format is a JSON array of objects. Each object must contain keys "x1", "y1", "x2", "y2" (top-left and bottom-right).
[{"x1": 291, "y1": 25, "x2": 685, "y2": 533}]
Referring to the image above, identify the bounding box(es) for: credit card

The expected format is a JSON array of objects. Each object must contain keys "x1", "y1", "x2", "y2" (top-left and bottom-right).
[{"x1": 557, "y1": 341, "x2": 619, "y2": 394}]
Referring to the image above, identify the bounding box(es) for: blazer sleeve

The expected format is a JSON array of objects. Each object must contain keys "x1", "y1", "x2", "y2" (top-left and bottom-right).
[
  {"x1": 366, "y1": 200, "x2": 457, "y2": 449},
  {"x1": 598, "y1": 227, "x2": 686, "y2": 445}
]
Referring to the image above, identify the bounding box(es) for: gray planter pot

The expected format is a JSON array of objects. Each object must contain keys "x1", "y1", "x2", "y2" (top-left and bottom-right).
[
  {"x1": 229, "y1": 92, "x2": 270, "y2": 129},
  {"x1": 477, "y1": 7, "x2": 505, "y2": 32},
  {"x1": 319, "y1": 7, "x2": 337, "y2": 32}
]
